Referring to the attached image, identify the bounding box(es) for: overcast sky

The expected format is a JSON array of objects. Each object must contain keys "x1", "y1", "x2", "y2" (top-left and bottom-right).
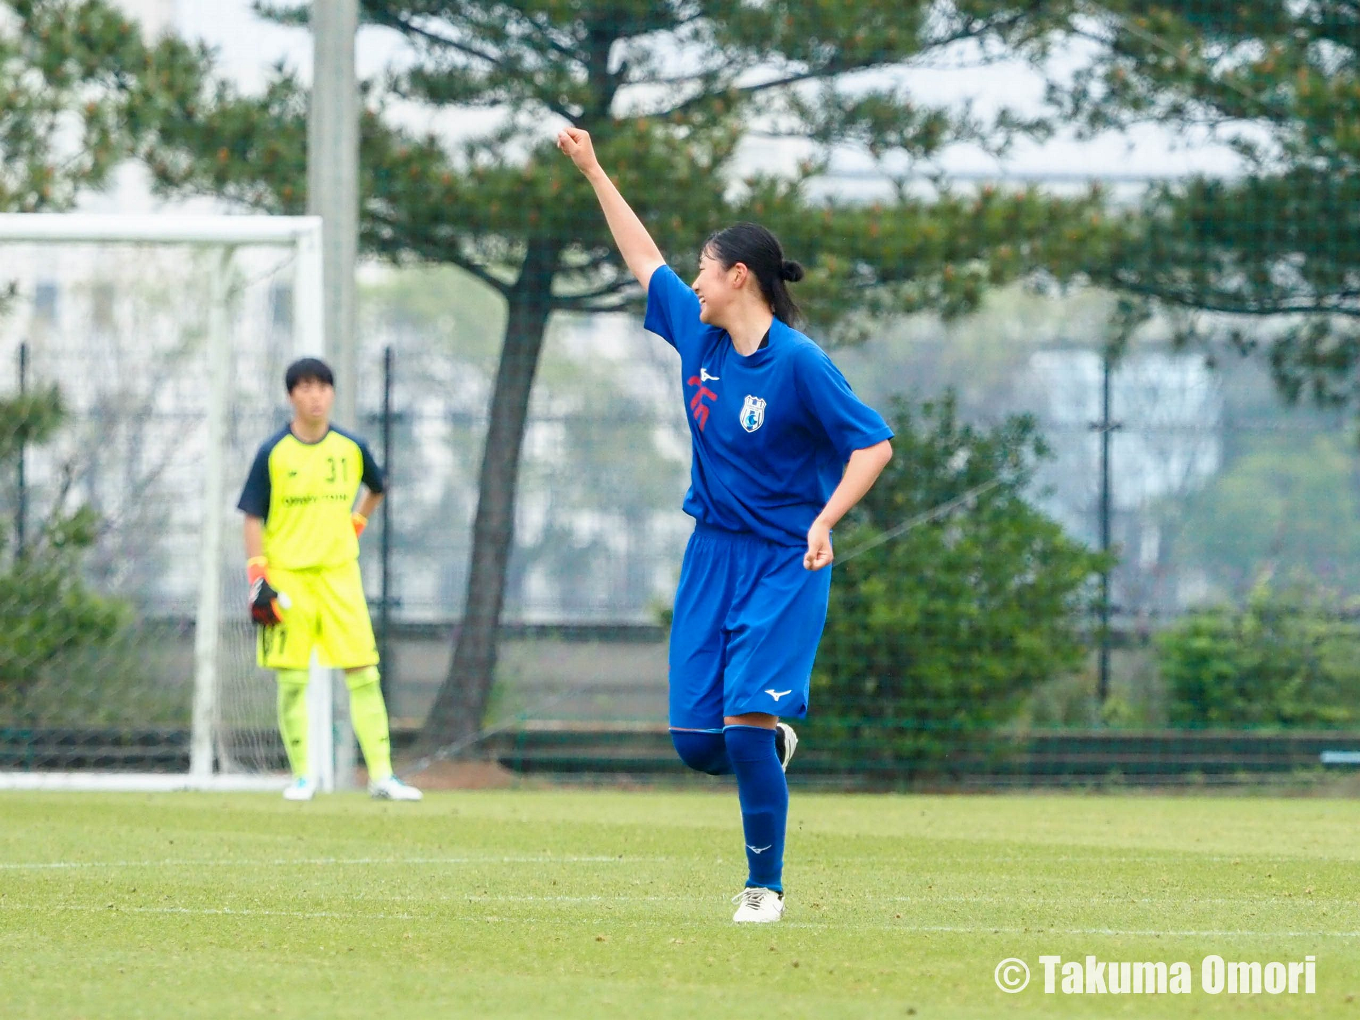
[{"x1": 139, "y1": 1, "x2": 1241, "y2": 196}]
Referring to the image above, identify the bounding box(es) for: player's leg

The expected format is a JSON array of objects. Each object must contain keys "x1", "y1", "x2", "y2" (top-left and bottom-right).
[
  {"x1": 318, "y1": 562, "x2": 421, "y2": 800},
  {"x1": 345, "y1": 666, "x2": 419, "y2": 800},
  {"x1": 258, "y1": 566, "x2": 320, "y2": 799},
  {"x1": 343, "y1": 666, "x2": 392, "y2": 778},
  {"x1": 671, "y1": 728, "x2": 730, "y2": 773},
  {"x1": 276, "y1": 670, "x2": 310, "y2": 777},
  {"x1": 724, "y1": 713, "x2": 787, "y2": 923},
  {"x1": 723, "y1": 542, "x2": 833, "y2": 921},
  {"x1": 668, "y1": 526, "x2": 736, "y2": 775}
]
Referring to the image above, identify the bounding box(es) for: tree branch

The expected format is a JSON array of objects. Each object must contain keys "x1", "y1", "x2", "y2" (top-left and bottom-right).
[
  {"x1": 557, "y1": 248, "x2": 619, "y2": 276},
  {"x1": 519, "y1": 11, "x2": 578, "y2": 62},
  {"x1": 551, "y1": 276, "x2": 640, "y2": 307},
  {"x1": 646, "y1": 9, "x2": 1034, "y2": 121},
  {"x1": 630, "y1": 65, "x2": 730, "y2": 88},
  {"x1": 1107, "y1": 276, "x2": 1360, "y2": 317},
  {"x1": 650, "y1": 64, "x2": 839, "y2": 120},
  {"x1": 366, "y1": 214, "x2": 513, "y2": 295},
  {"x1": 437, "y1": 251, "x2": 513, "y2": 296},
  {"x1": 367, "y1": 9, "x2": 503, "y2": 68}
]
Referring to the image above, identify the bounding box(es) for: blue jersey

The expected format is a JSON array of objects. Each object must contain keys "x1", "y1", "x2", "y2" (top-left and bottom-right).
[{"x1": 644, "y1": 264, "x2": 893, "y2": 546}]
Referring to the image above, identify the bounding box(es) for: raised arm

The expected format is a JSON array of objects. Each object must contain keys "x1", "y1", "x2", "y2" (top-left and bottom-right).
[{"x1": 558, "y1": 127, "x2": 666, "y2": 289}]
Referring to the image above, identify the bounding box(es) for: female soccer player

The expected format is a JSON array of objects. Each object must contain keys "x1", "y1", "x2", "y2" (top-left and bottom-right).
[{"x1": 558, "y1": 127, "x2": 894, "y2": 922}]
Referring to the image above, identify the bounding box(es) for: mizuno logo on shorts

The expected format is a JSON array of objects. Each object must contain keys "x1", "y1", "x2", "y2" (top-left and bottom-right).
[{"x1": 764, "y1": 689, "x2": 792, "y2": 701}]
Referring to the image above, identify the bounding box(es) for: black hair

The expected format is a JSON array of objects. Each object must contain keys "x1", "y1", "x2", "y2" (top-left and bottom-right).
[
  {"x1": 285, "y1": 357, "x2": 335, "y2": 393},
  {"x1": 703, "y1": 222, "x2": 804, "y2": 325}
]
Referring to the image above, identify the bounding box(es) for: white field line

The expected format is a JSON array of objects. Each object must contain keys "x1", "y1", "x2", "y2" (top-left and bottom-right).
[
  {"x1": 9, "y1": 885, "x2": 1333, "y2": 909},
  {"x1": 3, "y1": 859, "x2": 1350, "y2": 910},
  {"x1": 890, "y1": 893, "x2": 1359, "y2": 906},
  {"x1": 780, "y1": 923, "x2": 1360, "y2": 938},
  {"x1": 0, "y1": 855, "x2": 667, "y2": 871},
  {"x1": 363, "y1": 891, "x2": 1356, "y2": 908},
  {"x1": 5, "y1": 852, "x2": 1353, "y2": 869},
  {"x1": 0, "y1": 903, "x2": 417, "y2": 921},
  {"x1": 1, "y1": 901, "x2": 1356, "y2": 939},
  {"x1": 810, "y1": 852, "x2": 1360, "y2": 865}
]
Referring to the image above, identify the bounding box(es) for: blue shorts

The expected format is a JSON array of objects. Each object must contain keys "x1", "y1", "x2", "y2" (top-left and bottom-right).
[{"x1": 668, "y1": 523, "x2": 833, "y2": 729}]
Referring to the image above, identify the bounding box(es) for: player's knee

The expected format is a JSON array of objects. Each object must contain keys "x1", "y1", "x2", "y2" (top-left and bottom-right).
[
  {"x1": 723, "y1": 723, "x2": 776, "y2": 763},
  {"x1": 275, "y1": 669, "x2": 308, "y2": 690},
  {"x1": 343, "y1": 664, "x2": 380, "y2": 691},
  {"x1": 671, "y1": 730, "x2": 727, "y2": 775}
]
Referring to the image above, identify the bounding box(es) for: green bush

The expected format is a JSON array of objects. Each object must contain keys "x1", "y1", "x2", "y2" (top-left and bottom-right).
[
  {"x1": 1156, "y1": 582, "x2": 1360, "y2": 728},
  {"x1": 0, "y1": 386, "x2": 129, "y2": 714},
  {"x1": 807, "y1": 393, "x2": 1111, "y2": 775}
]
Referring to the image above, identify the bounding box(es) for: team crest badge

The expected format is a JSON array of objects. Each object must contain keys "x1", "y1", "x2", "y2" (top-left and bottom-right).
[{"x1": 739, "y1": 395, "x2": 766, "y2": 432}]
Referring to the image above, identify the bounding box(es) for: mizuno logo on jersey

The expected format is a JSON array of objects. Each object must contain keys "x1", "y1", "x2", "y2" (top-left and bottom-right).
[
  {"x1": 765, "y1": 688, "x2": 792, "y2": 702},
  {"x1": 700, "y1": 367, "x2": 720, "y2": 382}
]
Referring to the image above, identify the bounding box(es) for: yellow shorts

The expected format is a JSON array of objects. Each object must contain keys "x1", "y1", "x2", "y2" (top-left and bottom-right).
[{"x1": 256, "y1": 560, "x2": 379, "y2": 672}]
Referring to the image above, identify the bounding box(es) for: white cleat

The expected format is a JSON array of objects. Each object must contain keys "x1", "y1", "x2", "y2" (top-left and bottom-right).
[
  {"x1": 282, "y1": 777, "x2": 316, "y2": 801},
  {"x1": 732, "y1": 886, "x2": 785, "y2": 923},
  {"x1": 368, "y1": 775, "x2": 423, "y2": 801},
  {"x1": 774, "y1": 722, "x2": 798, "y2": 772}
]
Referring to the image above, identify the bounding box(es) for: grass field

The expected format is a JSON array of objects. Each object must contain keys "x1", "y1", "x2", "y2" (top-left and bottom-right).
[{"x1": 1, "y1": 788, "x2": 1357, "y2": 1019}]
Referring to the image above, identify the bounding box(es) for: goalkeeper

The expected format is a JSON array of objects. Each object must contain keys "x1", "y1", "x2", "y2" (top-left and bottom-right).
[{"x1": 237, "y1": 357, "x2": 421, "y2": 802}]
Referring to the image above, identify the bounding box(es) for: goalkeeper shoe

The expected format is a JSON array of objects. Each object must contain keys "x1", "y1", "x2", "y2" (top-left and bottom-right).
[
  {"x1": 369, "y1": 775, "x2": 423, "y2": 801},
  {"x1": 732, "y1": 886, "x2": 785, "y2": 923},
  {"x1": 774, "y1": 722, "x2": 798, "y2": 772},
  {"x1": 283, "y1": 777, "x2": 316, "y2": 801}
]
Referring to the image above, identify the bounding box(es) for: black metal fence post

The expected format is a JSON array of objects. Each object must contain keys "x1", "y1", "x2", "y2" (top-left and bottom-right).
[
  {"x1": 1091, "y1": 348, "x2": 1122, "y2": 706},
  {"x1": 379, "y1": 345, "x2": 393, "y2": 704},
  {"x1": 17, "y1": 341, "x2": 27, "y2": 558}
]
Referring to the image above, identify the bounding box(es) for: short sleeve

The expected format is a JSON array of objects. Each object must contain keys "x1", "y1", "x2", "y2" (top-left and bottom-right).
[
  {"x1": 794, "y1": 345, "x2": 895, "y2": 461},
  {"x1": 358, "y1": 440, "x2": 385, "y2": 494},
  {"x1": 642, "y1": 264, "x2": 700, "y2": 349},
  {"x1": 237, "y1": 444, "x2": 272, "y2": 518}
]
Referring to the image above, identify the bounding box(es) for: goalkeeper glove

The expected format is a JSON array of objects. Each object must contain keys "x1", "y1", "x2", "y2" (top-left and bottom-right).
[
  {"x1": 247, "y1": 557, "x2": 288, "y2": 626},
  {"x1": 352, "y1": 512, "x2": 367, "y2": 538}
]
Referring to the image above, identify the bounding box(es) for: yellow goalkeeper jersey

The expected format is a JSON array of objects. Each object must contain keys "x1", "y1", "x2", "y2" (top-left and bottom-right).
[{"x1": 236, "y1": 424, "x2": 384, "y2": 570}]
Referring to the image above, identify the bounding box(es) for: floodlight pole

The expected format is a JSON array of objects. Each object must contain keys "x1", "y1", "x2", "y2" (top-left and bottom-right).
[
  {"x1": 308, "y1": 0, "x2": 358, "y2": 403},
  {"x1": 309, "y1": 0, "x2": 360, "y2": 790}
]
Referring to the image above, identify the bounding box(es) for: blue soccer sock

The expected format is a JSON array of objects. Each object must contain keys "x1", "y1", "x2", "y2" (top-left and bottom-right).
[
  {"x1": 670, "y1": 729, "x2": 732, "y2": 775},
  {"x1": 724, "y1": 724, "x2": 788, "y2": 893}
]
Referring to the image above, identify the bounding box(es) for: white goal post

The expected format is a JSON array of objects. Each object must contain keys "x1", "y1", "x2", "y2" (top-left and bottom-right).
[{"x1": 0, "y1": 213, "x2": 337, "y2": 792}]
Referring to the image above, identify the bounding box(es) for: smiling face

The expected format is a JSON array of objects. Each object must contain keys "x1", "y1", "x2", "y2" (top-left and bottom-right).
[{"x1": 692, "y1": 246, "x2": 751, "y2": 327}]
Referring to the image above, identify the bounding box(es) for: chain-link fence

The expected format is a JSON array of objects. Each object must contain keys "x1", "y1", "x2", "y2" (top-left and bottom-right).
[
  {"x1": 344, "y1": 278, "x2": 1358, "y2": 785},
  {"x1": 0, "y1": 243, "x2": 1354, "y2": 788},
  {"x1": 5, "y1": 1, "x2": 1360, "y2": 786},
  {"x1": 0, "y1": 240, "x2": 302, "y2": 774},
  {"x1": 4, "y1": 240, "x2": 1360, "y2": 785}
]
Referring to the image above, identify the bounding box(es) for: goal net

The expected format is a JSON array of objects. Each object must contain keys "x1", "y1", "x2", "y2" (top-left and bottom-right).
[{"x1": 0, "y1": 214, "x2": 336, "y2": 791}]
